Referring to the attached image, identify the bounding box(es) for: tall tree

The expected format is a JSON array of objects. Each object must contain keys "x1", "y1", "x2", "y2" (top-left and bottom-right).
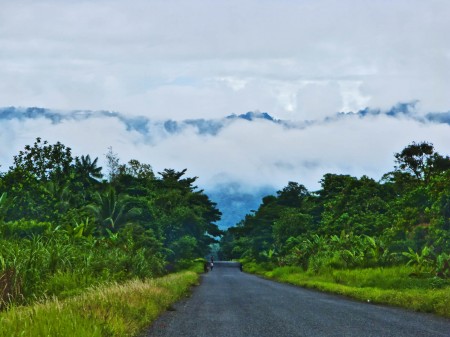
[
  {"x1": 11, "y1": 137, "x2": 73, "y2": 183},
  {"x1": 276, "y1": 181, "x2": 309, "y2": 207},
  {"x1": 394, "y1": 141, "x2": 450, "y2": 183},
  {"x1": 3, "y1": 138, "x2": 74, "y2": 221}
]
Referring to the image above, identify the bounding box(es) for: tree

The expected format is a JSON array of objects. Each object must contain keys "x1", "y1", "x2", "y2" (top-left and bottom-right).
[
  {"x1": 120, "y1": 159, "x2": 154, "y2": 181},
  {"x1": 11, "y1": 137, "x2": 73, "y2": 183},
  {"x1": 0, "y1": 192, "x2": 10, "y2": 224},
  {"x1": 105, "y1": 146, "x2": 120, "y2": 183},
  {"x1": 394, "y1": 142, "x2": 450, "y2": 183},
  {"x1": 114, "y1": 159, "x2": 156, "y2": 196},
  {"x1": 158, "y1": 168, "x2": 198, "y2": 191},
  {"x1": 273, "y1": 208, "x2": 314, "y2": 245},
  {"x1": 276, "y1": 182, "x2": 309, "y2": 207},
  {"x1": 427, "y1": 170, "x2": 450, "y2": 231},
  {"x1": 87, "y1": 187, "x2": 129, "y2": 234},
  {"x1": 75, "y1": 155, "x2": 103, "y2": 184},
  {"x1": 320, "y1": 175, "x2": 390, "y2": 235},
  {"x1": 150, "y1": 168, "x2": 222, "y2": 260}
]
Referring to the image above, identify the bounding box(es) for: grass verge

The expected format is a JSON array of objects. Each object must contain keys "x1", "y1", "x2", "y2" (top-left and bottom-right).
[
  {"x1": 0, "y1": 271, "x2": 199, "y2": 337},
  {"x1": 243, "y1": 262, "x2": 450, "y2": 318}
]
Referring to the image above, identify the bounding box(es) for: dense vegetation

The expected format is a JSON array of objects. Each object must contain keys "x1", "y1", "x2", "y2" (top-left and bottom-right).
[
  {"x1": 0, "y1": 138, "x2": 221, "y2": 309},
  {"x1": 220, "y1": 141, "x2": 450, "y2": 282},
  {"x1": 2, "y1": 137, "x2": 450, "y2": 322}
]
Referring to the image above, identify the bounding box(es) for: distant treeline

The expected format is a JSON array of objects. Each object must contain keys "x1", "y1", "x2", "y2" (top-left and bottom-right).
[
  {"x1": 0, "y1": 137, "x2": 221, "y2": 308},
  {"x1": 220, "y1": 142, "x2": 450, "y2": 278}
]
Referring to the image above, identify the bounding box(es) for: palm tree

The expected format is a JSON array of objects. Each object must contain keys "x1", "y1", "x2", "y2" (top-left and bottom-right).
[
  {"x1": 43, "y1": 181, "x2": 72, "y2": 213},
  {"x1": 75, "y1": 155, "x2": 103, "y2": 185},
  {"x1": 87, "y1": 188, "x2": 128, "y2": 234}
]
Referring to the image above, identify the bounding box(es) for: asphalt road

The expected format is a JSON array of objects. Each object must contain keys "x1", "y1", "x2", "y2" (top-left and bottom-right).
[{"x1": 143, "y1": 262, "x2": 450, "y2": 337}]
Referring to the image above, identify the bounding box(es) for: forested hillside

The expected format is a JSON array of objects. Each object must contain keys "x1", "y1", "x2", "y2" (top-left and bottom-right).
[
  {"x1": 220, "y1": 142, "x2": 450, "y2": 279},
  {"x1": 0, "y1": 138, "x2": 221, "y2": 309}
]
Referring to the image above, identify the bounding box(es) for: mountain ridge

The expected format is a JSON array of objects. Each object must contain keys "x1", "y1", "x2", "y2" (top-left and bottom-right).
[{"x1": 2, "y1": 102, "x2": 450, "y2": 137}]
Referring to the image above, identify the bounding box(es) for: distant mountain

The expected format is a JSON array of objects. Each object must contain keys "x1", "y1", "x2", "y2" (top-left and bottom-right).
[
  {"x1": 354, "y1": 101, "x2": 419, "y2": 117},
  {"x1": 2, "y1": 103, "x2": 449, "y2": 139},
  {"x1": 426, "y1": 111, "x2": 450, "y2": 124},
  {"x1": 0, "y1": 106, "x2": 151, "y2": 134},
  {"x1": 162, "y1": 111, "x2": 284, "y2": 136},
  {"x1": 319, "y1": 101, "x2": 450, "y2": 126},
  {"x1": 208, "y1": 183, "x2": 276, "y2": 229},
  {"x1": 226, "y1": 111, "x2": 278, "y2": 122},
  {"x1": 0, "y1": 107, "x2": 282, "y2": 138}
]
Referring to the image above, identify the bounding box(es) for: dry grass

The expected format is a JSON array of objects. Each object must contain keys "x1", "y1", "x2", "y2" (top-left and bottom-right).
[{"x1": 0, "y1": 271, "x2": 199, "y2": 337}]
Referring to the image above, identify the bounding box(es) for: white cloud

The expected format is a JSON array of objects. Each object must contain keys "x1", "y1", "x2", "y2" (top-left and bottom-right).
[
  {"x1": 295, "y1": 82, "x2": 343, "y2": 119},
  {"x1": 3, "y1": 110, "x2": 449, "y2": 195},
  {"x1": 1, "y1": 0, "x2": 449, "y2": 119}
]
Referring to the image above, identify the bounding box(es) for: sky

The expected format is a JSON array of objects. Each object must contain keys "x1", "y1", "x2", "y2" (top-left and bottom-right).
[{"x1": 1, "y1": 0, "x2": 450, "y2": 195}]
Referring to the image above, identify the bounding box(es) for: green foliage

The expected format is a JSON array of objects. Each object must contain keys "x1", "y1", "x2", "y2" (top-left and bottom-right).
[
  {"x1": 12, "y1": 137, "x2": 73, "y2": 182},
  {"x1": 433, "y1": 253, "x2": 450, "y2": 278},
  {"x1": 247, "y1": 263, "x2": 450, "y2": 318},
  {"x1": 221, "y1": 141, "x2": 450, "y2": 289},
  {"x1": 1, "y1": 220, "x2": 54, "y2": 242},
  {"x1": 87, "y1": 188, "x2": 128, "y2": 233},
  {"x1": 394, "y1": 141, "x2": 450, "y2": 183},
  {"x1": 402, "y1": 246, "x2": 432, "y2": 272},
  {"x1": 74, "y1": 154, "x2": 103, "y2": 183},
  {"x1": 0, "y1": 192, "x2": 10, "y2": 223},
  {"x1": 0, "y1": 138, "x2": 222, "y2": 309},
  {"x1": 273, "y1": 209, "x2": 314, "y2": 245}
]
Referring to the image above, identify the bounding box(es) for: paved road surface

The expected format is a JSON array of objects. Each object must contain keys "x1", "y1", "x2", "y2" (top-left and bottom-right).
[{"x1": 143, "y1": 262, "x2": 450, "y2": 337}]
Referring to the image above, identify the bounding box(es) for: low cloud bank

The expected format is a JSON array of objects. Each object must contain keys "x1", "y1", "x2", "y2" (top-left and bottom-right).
[{"x1": 1, "y1": 105, "x2": 450, "y2": 193}]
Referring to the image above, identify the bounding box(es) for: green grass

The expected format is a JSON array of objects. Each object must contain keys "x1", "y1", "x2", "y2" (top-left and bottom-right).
[
  {"x1": 245, "y1": 263, "x2": 450, "y2": 318},
  {"x1": 0, "y1": 271, "x2": 199, "y2": 337}
]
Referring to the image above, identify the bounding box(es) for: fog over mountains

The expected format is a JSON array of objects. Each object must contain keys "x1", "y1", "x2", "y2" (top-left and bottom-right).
[
  {"x1": 1, "y1": 103, "x2": 450, "y2": 228},
  {"x1": 3, "y1": 102, "x2": 449, "y2": 139},
  {"x1": 0, "y1": 107, "x2": 281, "y2": 137}
]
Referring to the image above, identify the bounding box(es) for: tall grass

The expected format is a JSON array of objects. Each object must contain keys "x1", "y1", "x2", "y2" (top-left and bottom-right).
[
  {"x1": 0, "y1": 231, "x2": 164, "y2": 308},
  {"x1": 246, "y1": 263, "x2": 450, "y2": 318},
  {"x1": 0, "y1": 271, "x2": 199, "y2": 337}
]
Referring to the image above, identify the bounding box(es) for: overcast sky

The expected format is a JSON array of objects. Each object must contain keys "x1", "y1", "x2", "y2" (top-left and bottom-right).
[{"x1": 1, "y1": 0, "x2": 450, "y2": 192}]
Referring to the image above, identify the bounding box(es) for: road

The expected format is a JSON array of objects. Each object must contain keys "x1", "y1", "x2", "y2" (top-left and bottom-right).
[{"x1": 143, "y1": 262, "x2": 450, "y2": 337}]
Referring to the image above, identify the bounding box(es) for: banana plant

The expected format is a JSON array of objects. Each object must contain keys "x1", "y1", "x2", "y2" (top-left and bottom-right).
[
  {"x1": 70, "y1": 218, "x2": 96, "y2": 239},
  {"x1": 261, "y1": 247, "x2": 277, "y2": 260},
  {"x1": 402, "y1": 246, "x2": 432, "y2": 272}
]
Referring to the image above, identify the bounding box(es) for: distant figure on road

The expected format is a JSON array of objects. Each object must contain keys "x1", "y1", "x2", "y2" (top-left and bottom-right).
[
  {"x1": 210, "y1": 261, "x2": 214, "y2": 271},
  {"x1": 239, "y1": 263, "x2": 243, "y2": 272}
]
